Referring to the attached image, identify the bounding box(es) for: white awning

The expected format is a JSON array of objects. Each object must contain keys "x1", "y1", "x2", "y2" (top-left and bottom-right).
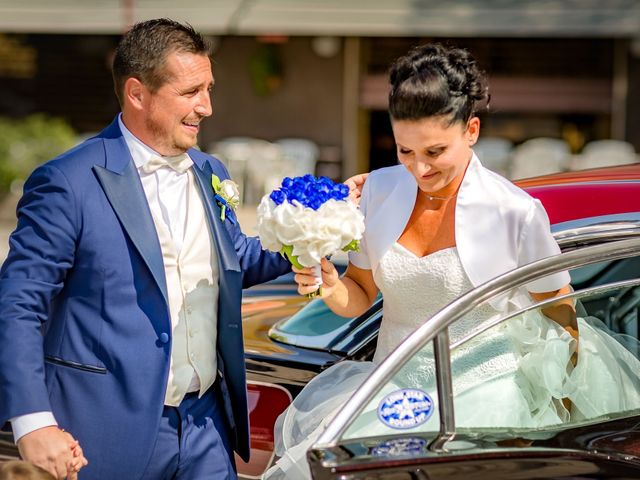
[{"x1": 1, "y1": 0, "x2": 639, "y2": 37}]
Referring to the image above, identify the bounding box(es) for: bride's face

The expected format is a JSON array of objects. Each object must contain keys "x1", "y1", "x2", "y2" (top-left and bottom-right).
[{"x1": 392, "y1": 116, "x2": 479, "y2": 194}]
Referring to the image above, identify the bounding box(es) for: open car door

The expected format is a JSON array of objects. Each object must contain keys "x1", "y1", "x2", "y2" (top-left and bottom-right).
[{"x1": 309, "y1": 225, "x2": 640, "y2": 480}]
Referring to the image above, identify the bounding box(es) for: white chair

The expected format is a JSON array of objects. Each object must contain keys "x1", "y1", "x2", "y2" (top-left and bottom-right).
[
  {"x1": 509, "y1": 138, "x2": 571, "y2": 180},
  {"x1": 209, "y1": 137, "x2": 254, "y2": 204},
  {"x1": 258, "y1": 138, "x2": 322, "y2": 202},
  {"x1": 245, "y1": 141, "x2": 286, "y2": 204},
  {"x1": 473, "y1": 137, "x2": 513, "y2": 178},
  {"x1": 275, "y1": 138, "x2": 320, "y2": 178},
  {"x1": 210, "y1": 137, "x2": 286, "y2": 204},
  {"x1": 572, "y1": 140, "x2": 638, "y2": 170}
]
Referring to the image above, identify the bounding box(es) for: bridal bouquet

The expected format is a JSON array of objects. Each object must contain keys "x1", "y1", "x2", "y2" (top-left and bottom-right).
[{"x1": 257, "y1": 174, "x2": 365, "y2": 295}]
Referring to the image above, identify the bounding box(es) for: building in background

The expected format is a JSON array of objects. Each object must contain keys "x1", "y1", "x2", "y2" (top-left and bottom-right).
[{"x1": 0, "y1": 0, "x2": 639, "y2": 188}]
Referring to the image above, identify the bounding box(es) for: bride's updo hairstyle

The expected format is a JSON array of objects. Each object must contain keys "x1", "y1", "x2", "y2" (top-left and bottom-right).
[{"x1": 388, "y1": 43, "x2": 489, "y2": 126}]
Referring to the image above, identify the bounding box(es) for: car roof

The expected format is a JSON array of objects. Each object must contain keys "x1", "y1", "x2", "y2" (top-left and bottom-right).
[
  {"x1": 516, "y1": 163, "x2": 640, "y2": 188},
  {"x1": 516, "y1": 163, "x2": 640, "y2": 224}
]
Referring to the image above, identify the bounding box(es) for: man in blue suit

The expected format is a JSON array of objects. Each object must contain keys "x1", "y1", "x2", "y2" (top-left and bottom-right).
[{"x1": 0, "y1": 19, "x2": 291, "y2": 479}]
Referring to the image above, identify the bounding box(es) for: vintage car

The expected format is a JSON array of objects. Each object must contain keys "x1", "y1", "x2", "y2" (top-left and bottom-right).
[{"x1": 238, "y1": 163, "x2": 640, "y2": 478}]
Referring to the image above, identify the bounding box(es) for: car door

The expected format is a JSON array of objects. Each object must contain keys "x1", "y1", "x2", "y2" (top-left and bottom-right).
[{"x1": 309, "y1": 228, "x2": 640, "y2": 479}]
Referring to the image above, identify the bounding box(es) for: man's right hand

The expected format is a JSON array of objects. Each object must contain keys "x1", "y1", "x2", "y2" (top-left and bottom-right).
[{"x1": 17, "y1": 426, "x2": 88, "y2": 479}]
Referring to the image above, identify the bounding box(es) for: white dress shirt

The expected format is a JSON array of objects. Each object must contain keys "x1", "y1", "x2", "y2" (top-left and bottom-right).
[{"x1": 120, "y1": 117, "x2": 192, "y2": 253}]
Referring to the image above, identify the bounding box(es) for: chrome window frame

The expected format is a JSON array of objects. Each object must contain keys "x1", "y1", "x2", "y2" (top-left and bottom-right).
[
  {"x1": 313, "y1": 235, "x2": 640, "y2": 453},
  {"x1": 552, "y1": 213, "x2": 640, "y2": 249}
]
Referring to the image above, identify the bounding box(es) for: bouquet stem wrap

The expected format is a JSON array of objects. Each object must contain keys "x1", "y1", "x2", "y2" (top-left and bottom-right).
[{"x1": 311, "y1": 264, "x2": 323, "y2": 287}]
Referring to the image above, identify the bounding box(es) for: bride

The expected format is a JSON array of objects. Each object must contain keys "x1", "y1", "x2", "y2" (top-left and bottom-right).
[{"x1": 263, "y1": 43, "x2": 640, "y2": 479}]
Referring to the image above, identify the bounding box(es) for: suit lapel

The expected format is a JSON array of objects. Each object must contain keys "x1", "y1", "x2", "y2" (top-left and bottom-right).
[
  {"x1": 190, "y1": 158, "x2": 241, "y2": 273},
  {"x1": 93, "y1": 130, "x2": 169, "y2": 306},
  {"x1": 92, "y1": 122, "x2": 239, "y2": 310}
]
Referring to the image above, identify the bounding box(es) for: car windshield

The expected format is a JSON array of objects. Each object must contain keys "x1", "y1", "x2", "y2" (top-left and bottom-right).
[
  {"x1": 272, "y1": 292, "x2": 381, "y2": 336},
  {"x1": 275, "y1": 298, "x2": 352, "y2": 337},
  {"x1": 327, "y1": 241, "x2": 640, "y2": 444}
]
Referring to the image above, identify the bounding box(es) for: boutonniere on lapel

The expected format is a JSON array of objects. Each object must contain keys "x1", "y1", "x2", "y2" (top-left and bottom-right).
[{"x1": 211, "y1": 175, "x2": 240, "y2": 224}]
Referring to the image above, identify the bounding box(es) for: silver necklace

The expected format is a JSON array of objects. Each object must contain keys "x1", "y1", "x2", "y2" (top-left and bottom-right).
[{"x1": 424, "y1": 191, "x2": 457, "y2": 201}]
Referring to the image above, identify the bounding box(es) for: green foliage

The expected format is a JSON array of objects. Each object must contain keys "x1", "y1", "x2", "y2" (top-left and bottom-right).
[
  {"x1": 0, "y1": 114, "x2": 76, "y2": 193},
  {"x1": 342, "y1": 239, "x2": 360, "y2": 253},
  {"x1": 280, "y1": 244, "x2": 304, "y2": 269},
  {"x1": 249, "y1": 44, "x2": 283, "y2": 96}
]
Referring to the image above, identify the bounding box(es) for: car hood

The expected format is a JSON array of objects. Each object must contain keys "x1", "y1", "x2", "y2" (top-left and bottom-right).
[{"x1": 242, "y1": 295, "x2": 310, "y2": 354}]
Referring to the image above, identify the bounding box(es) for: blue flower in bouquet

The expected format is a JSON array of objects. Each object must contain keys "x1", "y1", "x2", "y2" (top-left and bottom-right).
[
  {"x1": 257, "y1": 174, "x2": 365, "y2": 270},
  {"x1": 269, "y1": 189, "x2": 287, "y2": 205},
  {"x1": 269, "y1": 175, "x2": 349, "y2": 210}
]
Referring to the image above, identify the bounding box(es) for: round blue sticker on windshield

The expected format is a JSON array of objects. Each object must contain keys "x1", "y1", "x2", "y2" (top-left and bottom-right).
[
  {"x1": 371, "y1": 437, "x2": 427, "y2": 457},
  {"x1": 377, "y1": 389, "x2": 434, "y2": 429}
]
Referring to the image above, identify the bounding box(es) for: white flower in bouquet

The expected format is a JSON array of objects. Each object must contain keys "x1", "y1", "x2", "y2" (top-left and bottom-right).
[{"x1": 257, "y1": 175, "x2": 365, "y2": 269}]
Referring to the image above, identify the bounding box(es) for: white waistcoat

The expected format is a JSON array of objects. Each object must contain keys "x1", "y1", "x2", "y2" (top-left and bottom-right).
[
  {"x1": 149, "y1": 171, "x2": 220, "y2": 407},
  {"x1": 349, "y1": 154, "x2": 570, "y2": 305}
]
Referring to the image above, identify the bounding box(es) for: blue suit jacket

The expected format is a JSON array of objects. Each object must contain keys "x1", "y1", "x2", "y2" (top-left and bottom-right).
[{"x1": 0, "y1": 118, "x2": 290, "y2": 478}]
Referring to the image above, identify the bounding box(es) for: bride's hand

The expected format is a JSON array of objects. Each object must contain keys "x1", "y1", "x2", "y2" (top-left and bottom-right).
[{"x1": 292, "y1": 258, "x2": 339, "y2": 297}]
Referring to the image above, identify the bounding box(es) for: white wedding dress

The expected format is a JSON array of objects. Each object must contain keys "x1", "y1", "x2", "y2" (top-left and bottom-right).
[{"x1": 263, "y1": 244, "x2": 640, "y2": 479}]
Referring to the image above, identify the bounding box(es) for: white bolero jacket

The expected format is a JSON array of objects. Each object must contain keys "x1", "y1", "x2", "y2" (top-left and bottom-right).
[{"x1": 349, "y1": 154, "x2": 570, "y2": 296}]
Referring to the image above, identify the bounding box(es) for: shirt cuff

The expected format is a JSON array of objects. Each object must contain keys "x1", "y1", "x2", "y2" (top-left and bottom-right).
[{"x1": 10, "y1": 412, "x2": 58, "y2": 444}]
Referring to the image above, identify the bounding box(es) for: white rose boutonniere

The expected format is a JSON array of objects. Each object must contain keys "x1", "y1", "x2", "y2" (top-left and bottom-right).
[{"x1": 211, "y1": 174, "x2": 240, "y2": 224}]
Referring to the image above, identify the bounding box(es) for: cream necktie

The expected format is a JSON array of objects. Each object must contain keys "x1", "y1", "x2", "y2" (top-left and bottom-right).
[{"x1": 142, "y1": 153, "x2": 193, "y2": 174}]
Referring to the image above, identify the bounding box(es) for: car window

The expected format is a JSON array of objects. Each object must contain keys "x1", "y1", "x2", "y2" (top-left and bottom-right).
[
  {"x1": 341, "y1": 275, "x2": 640, "y2": 441},
  {"x1": 571, "y1": 255, "x2": 640, "y2": 288}
]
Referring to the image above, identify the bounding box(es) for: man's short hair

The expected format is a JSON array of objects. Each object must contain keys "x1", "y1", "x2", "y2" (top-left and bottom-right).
[{"x1": 112, "y1": 18, "x2": 210, "y2": 106}]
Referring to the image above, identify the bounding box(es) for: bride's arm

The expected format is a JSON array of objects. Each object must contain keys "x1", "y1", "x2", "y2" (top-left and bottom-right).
[
  {"x1": 529, "y1": 284, "x2": 578, "y2": 365},
  {"x1": 293, "y1": 258, "x2": 379, "y2": 318}
]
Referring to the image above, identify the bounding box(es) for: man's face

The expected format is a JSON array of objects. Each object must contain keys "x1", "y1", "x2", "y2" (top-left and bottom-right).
[{"x1": 141, "y1": 51, "x2": 213, "y2": 156}]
